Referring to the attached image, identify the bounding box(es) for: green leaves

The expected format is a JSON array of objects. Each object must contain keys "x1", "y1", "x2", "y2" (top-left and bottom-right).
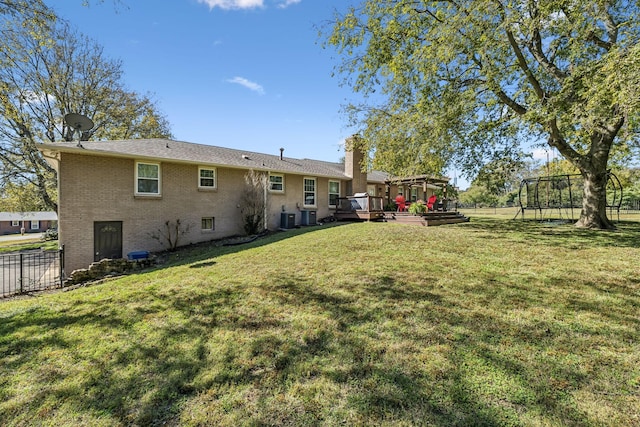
[
  {"x1": 0, "y1": 14, "x2": 172, "y2": 210},
  {"x1": 326, "y1": 0, "x2": 639, "y2": 227}
]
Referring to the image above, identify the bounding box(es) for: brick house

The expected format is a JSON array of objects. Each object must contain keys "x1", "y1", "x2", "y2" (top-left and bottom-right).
[
  {"x1": 39, "y1": 138, "x2": 399, "y2": 273},
  {"x1": 0, "y1": 211, "x2": 58, "y2": 235}
]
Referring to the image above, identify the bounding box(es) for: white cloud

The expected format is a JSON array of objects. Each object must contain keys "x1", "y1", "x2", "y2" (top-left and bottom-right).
[
  {"x1": 531, "y1": 148, "x2": 548, "y2": 160},
  {"x1": 227, "y1": 76, "x2": 265, "y2": 95},
  {"x1": 277, "y1": 0, "x2": 301, "y2": 8},
  {"x1": 197, "y1": 0, "x2": 264, "y2": 10},
  {"x1": 21, "y1": 90, "x2": 54, "y2": 105},
  {"x1": 196, "y1": 0, "x2": 300, "y2": 10},
  {"x1": 531, "y1": 147, "x2": 560, "y2": 162}
]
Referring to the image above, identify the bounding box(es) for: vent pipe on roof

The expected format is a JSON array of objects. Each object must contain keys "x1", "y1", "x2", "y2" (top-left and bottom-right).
[{"x1": 280, "y1": 147, "x2": 284, "y2": 160}]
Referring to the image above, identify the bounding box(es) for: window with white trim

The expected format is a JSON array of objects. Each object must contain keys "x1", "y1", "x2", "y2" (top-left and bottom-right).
[
  {"x1": 269, "y1": 173, "x2": 284, "y2": 192},
  {"x1": 329, "y1": 181, "x2": 340, "y2": 207},
  {"x1": 367, "y1": 184, "x2": 376, "y2": 196},
  {"x1": 31, "y1": 221, "x2": 39, "y2": 230},
  {"x1": 201, "y1": 217, "x2": 215, "y2": 231},
  {"x1": 11, "y1": 220, "x2": 20, "y2": 227},
  {"x1": 136, "y1": 162, "x2": 160, "y2": 195},
  {"x1": 411, "y1": 187, "x2": 418, "y2": 201},
  {"x1": 198, "y1": 167, "x2": 216, "y2": 189},
  {"x1": 303, "y1": 177, "x2": 316, "y2": 207}
]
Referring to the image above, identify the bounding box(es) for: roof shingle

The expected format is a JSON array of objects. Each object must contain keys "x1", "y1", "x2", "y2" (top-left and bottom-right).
[
  {"x1": 40, "y1": 138, "x2": 390, "y2": 182},
  {"x1": 41, "y1": 139, "x2": 364, "y2": 179}
]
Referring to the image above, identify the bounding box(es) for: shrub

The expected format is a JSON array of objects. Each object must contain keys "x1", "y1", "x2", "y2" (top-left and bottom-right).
[
  {"x1": 43, "y1": 228, "x2": 58, "y2": 241},
  {"x1": 408, "y1": 201, "x2": 426, "y2": 214},
  {"x1": 241, "y1": 170, "x2": 269, "y2": 235}
]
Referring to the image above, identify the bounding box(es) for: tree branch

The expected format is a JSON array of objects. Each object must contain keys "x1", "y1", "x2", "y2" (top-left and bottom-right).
[
  {"x1": 505, "y1": 28, "x2": 546, "y2": 102},
  {"x1": 546, "y1": 118, "x2": 587, "y2": 171},
  {"x1": 529, "y1": 29, "x2": 568, "y2": 82},
  {"x1": 600, "y1": 2, "x2": 618, "y2": 45}
]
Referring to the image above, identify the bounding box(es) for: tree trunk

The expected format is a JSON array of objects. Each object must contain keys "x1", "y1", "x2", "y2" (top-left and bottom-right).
[
  {"x1": 575, "y1": 169, "x2": 615, "y2": 229},
  {"x1": 35, "y1": 170, "x2": 58, "y2": 212},
  {"x1": 549, "y1": 121, "x2": 620, "y2": 230}
]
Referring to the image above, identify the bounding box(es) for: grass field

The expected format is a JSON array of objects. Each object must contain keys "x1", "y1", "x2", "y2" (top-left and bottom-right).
[
  {"x1": 459, "y1": 206, "x2": 640, "y2": 223},
  {"x1": 0, "y1": 236, "x2": 58, "y2": 254},
  {"x1": 1, "y1": 217, "x2": 638, "y2": 426}
]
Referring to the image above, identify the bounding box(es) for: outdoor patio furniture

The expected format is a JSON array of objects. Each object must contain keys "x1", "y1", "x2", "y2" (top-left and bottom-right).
[
  {"x1": 427, "y1": 195, "x2": 437, "y2": 211},
  {"x1": 395, "y1": 195, "x2": 407, "y2": 211}
]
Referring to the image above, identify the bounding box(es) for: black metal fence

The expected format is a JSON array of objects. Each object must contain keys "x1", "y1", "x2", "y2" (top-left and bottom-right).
[{"x1": 1, "y1": 248, "x2": 64, "y2": 298}]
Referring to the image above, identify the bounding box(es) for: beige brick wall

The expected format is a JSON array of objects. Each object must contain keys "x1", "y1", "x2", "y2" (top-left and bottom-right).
[
  {"x1": 59, "y1": 153, "x2": 347, "y2": 273},
  {"x1": 345, "y1": 136, "x2": 368, "y2": 195},
  {"x1": 267, "y1": 175, "x2": 346, "y2": 227}
]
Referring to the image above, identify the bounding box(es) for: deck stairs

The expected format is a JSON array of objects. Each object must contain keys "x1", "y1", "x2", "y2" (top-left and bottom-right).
[{"x1": 385, "y1": 211, "x2": 470, "y2": 226}]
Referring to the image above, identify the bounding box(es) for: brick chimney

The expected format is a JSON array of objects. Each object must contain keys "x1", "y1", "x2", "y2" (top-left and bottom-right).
[{"x1": 345, "y1": 135, "x2": 368, "y2": 195}]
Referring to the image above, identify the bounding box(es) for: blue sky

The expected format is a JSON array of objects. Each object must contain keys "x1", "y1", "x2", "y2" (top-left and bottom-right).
[
  {"x1": 51, "y1": 0, "x2": 356, "y2": 161},
  {"x1": 50, "y1": 0, "x2": 474, "y2": 188}
]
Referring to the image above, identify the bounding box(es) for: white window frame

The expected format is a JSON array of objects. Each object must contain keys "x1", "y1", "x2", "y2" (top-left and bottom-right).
[
  {"x1": 11, "y1": 220, "x2": 20, "y2": 227},
  {"x1": 31, "y1": 220, "x2": 39, "y2": 230},
  {"x1": 367, "y1": 184, "x2": 376, "y2": 196},
  {"x1": 303, "y1": 177, "x2": 317, "y2": 208},
  {"x1": 135, "y1": 162, "x2": 161, "y2": 196},
  {"x1": 269, "y1": 173, "x2": 285, "y2": 192},
  {"x1": 328, "y1": 180, "x2": 340, "y2": 208},
  {"x1": 201, "y1": 217, "x2": 215, "y2": 231},
  {"x1": 411, "y1": 187, "x2": 418, "y2": 201},
  {"x1": 198, "y1": 167, "x2": 217, "y2": 189}
]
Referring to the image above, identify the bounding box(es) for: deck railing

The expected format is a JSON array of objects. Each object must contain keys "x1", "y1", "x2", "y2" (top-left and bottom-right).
[{"x1": 336, "y1": 195, "x2": 384, "y2": 212}]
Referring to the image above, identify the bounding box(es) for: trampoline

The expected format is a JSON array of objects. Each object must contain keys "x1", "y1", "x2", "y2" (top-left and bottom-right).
[{"x1": 516, "y1": 172, "x2": 622, "y2": 222}]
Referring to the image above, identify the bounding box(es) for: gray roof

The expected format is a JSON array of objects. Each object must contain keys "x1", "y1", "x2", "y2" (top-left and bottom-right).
[
  {"x1": 40, "y1": 139, "x2": 352, "y2": 179},
  {"x1": 0, "y1": 211, "x2": 58, "y2": 221},
  {"x1": 40, "y1": 138, "x2": 391, "y2": 182},
  {"x1": 367, "y1": 170, "x2": 391, "y2": 183}
]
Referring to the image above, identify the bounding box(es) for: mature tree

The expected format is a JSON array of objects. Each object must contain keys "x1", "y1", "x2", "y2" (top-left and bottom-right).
[
  {"x1": 458, "y1": 184, "x2": 499, "y2": 208},
  {"x1": 0, "y1": 18, "x2": 172, "y2": 211},
  {"x1": 0, "y1": 0, "x2": 54, "y2": 25},
  {"x1": 621, "y1": 175, "x2": 640, "y2": 208},
  {"x1": 1, "y1": 0, "x2": 123, "y2": 18},
  {"x1": 612, "y1": 166, "x2": 639, "y2": 191},
  {"x1": 475, "y1": 150, "x2": 531, "y2": 196},
  {"x1": 327, "y1": 0, "x2": 640, "y2": 229},
  {"x1": 0, "y1": 181, "x2": 51, "y2": 212}
]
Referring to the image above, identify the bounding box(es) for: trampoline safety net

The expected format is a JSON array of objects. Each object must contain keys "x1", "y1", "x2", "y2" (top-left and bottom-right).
[{"x1": 517, "y1": 172, "x2": 622, "y2": 221}]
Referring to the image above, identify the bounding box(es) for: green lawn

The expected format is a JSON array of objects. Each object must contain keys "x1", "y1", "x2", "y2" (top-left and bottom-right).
[
  {"x1": 0, "y1": 238, "x2": 58, "y2": 254},
  {"x1": 1, "y1": 218, "x2": 638, "y2": 426}
]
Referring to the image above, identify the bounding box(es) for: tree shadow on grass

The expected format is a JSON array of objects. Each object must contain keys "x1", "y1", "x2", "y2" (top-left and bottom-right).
[
  {"x1": 1, "y1": 267, "x2": 634, "y2": 426},
  {"x1": 52, "y1": 222, "x2": 353, "y2": 295},
  {"x1": 147, "y1": 222, "x2": 352, "y2": 269},
  {"x1": 0, "y1": 300, "x2": 206, "y2": 424},
  {"x1": 234, "y1": 272, "x2": 593, "y2": 425},
  {"x1": 2, "y1": 219, "x2": 637, "y2": 425}
]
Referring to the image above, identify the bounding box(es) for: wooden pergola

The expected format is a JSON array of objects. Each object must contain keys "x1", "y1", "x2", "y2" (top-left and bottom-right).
[{"x1": 385, "y1": 174, "x2": 451, "y2": 206}]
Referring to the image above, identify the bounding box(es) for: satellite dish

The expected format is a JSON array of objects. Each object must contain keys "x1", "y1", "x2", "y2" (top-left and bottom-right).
[{"x1": 64, "y1": 113, "x2": 94, "y2": 147}]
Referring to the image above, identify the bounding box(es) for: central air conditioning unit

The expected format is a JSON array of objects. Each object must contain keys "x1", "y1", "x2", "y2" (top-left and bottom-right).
[{"x1": 280, "y1": 212, "x2": 295, "y2": 229}]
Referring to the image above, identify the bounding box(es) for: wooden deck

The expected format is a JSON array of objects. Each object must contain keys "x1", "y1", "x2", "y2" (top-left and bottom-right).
[
  {"x1": 333, "y1": 194, "x2": 469, "y2": 226},
  {"x1": 384, "y1": 211, "x2": 470, "y2": 226},
  {"x1": 333, "y1": 210, "x2": 386, "y2": 222},
  {"x1": 333, "y1": 194, "x2": 387, "y2": 222}
]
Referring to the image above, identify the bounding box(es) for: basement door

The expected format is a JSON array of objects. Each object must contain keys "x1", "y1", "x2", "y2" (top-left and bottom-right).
[{"x1": 94, "y1": 221, "x2": 123, "y2": 262}]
